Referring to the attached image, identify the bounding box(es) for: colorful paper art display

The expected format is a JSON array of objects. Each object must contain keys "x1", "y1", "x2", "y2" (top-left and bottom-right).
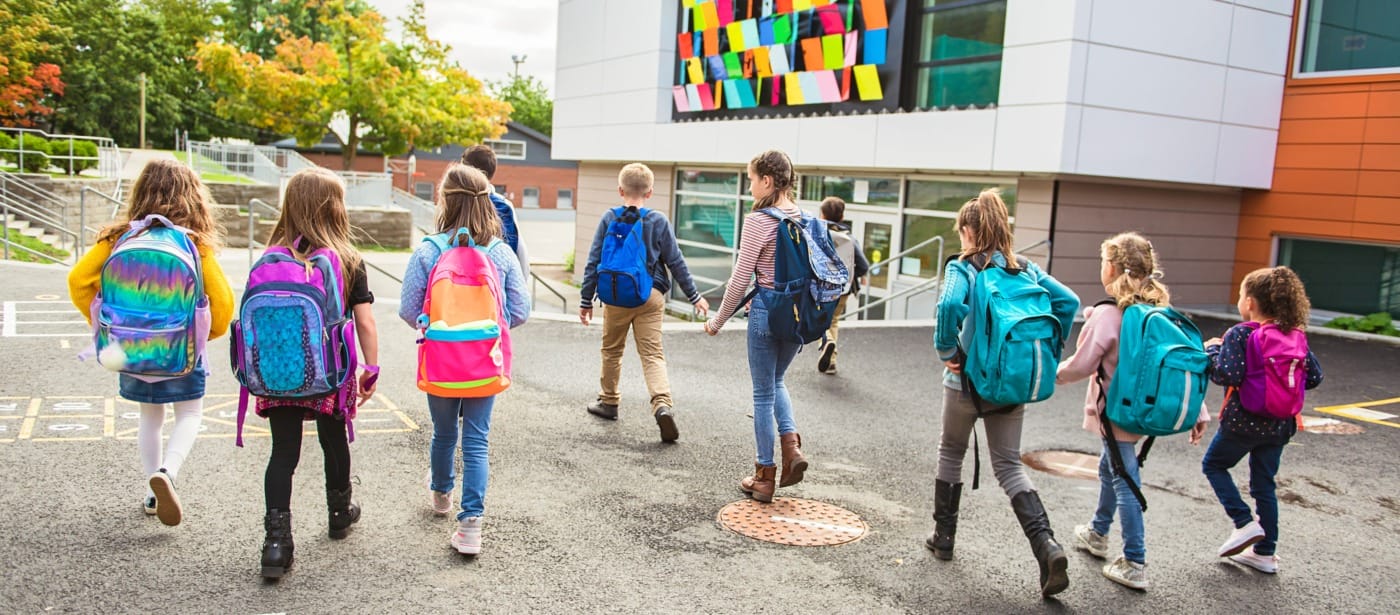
[{"x1": 677, "y1": 0, "x2": 888, "y2": 112}]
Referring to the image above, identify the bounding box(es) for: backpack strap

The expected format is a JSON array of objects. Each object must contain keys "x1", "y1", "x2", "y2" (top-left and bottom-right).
[
  {"x1": 423, "y1": 232, "x2": 452, "y2": 254},
  {"x1": 236, "y1": 386, "x2": 249, "y2": 448},
  {"x1": 1096, "y1": 363, "x2": 1150, "y2": 512}
]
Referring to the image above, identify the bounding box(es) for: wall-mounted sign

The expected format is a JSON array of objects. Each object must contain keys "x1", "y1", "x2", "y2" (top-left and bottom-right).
[{"x1": 673, "y1": 0, "x2": 897, "y2": 117}]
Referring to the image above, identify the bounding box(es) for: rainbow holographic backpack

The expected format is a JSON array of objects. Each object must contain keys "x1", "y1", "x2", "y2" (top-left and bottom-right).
[{"x1": 89, "y1": 214, "x2": 209, "y2": 382}]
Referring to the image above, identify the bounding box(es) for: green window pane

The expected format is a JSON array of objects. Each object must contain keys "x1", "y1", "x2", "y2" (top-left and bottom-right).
[
  {"x1": 675, "y1": 194, "x2": 739, "y2": 248},
  {"x1": 907, "y1": 181, "x2": 1016, "y2": 215},
  {"x1": 917, "y1": 60, "x2": 1002, "y2": 108},
  {"x1": 1280, "y1": 238, "x2": 1400, "y2": 318},
  {"x1": 900, "y1": 216, "x2": 957, "y2": 279},
  {"x1": 798, "y1": 175, "x2": 900, "y2": 207},
  {"x1": 1301, "y1": 0, "x2": 1400, "y2": 73},
  {"x1": 676, "y1": 170, "x2": 740, "y2": 196},
  {"x1": 919, "y1": 1, "x2": 1006, "y2": 63},
  {"x1": 677, "y1": 242, "x2": 737, "y2": 300}
]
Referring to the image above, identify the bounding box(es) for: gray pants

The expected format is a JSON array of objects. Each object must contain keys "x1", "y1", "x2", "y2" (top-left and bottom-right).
[{"x1": 936, "y1": 386, "x2": 1036, "y2": 498}]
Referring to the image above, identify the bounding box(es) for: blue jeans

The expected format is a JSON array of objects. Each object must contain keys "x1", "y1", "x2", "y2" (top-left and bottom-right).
[
  {"x1": 747, "y1": 293, "x2": 801, "y2": 467},
  {"x1": 1202, "y1": 428, "x2": 1287, "y2": 556},
  {"x1": 1093, "y1": 440, "x2": 1146, "y2": 564},
  {"x1": 427, "y1": 395, "x2": 495, "y2": 520}
]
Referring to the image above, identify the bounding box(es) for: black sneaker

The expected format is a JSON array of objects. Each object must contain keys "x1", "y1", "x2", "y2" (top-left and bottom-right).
[
  {"x1": 586, "y1": 400, "x2": 619, "y2": 420},
  {"x1": 817, "y1": 342, "x2": 837, "y2": 374},
  {"x1": 654, "y1": 406, "x2": 679, "y2": 443}
]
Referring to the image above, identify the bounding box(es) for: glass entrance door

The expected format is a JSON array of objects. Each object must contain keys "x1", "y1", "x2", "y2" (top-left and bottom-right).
[{"x1": 844, "y1": 213, "x2": 897, "y2": 320}]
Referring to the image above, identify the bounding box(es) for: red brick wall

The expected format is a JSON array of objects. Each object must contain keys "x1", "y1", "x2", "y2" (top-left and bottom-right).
[{"x1": 389, "y1": 159, "x2": 579, "y2": 209}]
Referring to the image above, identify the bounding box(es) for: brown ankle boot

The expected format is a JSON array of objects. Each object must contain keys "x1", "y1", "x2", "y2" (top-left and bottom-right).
[
  {"x1": 738, "y1": 463, "x2": 777, "y2": 503},
  {"x1": 778, "y1": 433, "x2": 808, "y2": 487}
]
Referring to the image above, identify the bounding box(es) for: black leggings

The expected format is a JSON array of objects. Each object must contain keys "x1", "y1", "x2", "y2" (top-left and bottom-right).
[{"x1": 264, "y1": 408, "x2": 352, "y2": 512}]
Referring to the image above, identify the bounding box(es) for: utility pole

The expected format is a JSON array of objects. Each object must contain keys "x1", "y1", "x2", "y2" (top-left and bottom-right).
[
  {"x1": 138, "y1": 73, "x2": 147, "y2": 149},
  {"x1": 511, "y1": 54, "x2": 527, "y2": 78}
]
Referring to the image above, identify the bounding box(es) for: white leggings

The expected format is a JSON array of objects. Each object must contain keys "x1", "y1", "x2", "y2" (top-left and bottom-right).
[{"x1": 139, "y1": 399, "x2": 204, "y2": 487}]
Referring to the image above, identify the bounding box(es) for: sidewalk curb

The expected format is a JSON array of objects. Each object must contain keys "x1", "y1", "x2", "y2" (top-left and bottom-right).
[{"x1": 1180, "y1": 308, "x2": 1400, "y2": 347}]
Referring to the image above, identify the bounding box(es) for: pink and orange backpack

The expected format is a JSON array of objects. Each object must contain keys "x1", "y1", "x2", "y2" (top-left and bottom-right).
[{"x1": 415, "y1": 229, "x2": 513, "y2": 397}]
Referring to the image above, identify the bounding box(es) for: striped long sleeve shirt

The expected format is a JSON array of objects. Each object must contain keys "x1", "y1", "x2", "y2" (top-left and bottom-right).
[{"x1": 711, "y1": 204, "x2": 803, "y2": 330}]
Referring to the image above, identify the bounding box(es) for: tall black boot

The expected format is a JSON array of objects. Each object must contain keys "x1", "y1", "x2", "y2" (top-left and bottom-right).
[
  {"x1": 260, "y1": 510, "x2": 294, "y2": 579},
  {"x1": 924, "y1": 480, "x2": 962, "y2": 560},
  {"x1": 1011, "y1": 490, "x2": 1069, "y2": 598},
  {"x1": 327, "y1": 486, "x2": 361, "y2": 539}
]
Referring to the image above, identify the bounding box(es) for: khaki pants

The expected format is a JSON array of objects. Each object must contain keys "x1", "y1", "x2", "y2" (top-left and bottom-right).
[
  {"x1": 824, "y1": 294, "x2": 851, "y2": 354},
  {"x1": 598, "y1": 289, "x2": 671, "y2": 411}
]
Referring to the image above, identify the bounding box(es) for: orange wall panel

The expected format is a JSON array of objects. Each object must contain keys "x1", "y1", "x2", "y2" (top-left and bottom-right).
[
  {"x1": 1357, "y1": 170, "x2": 1400, "y2": 197},
  {"x1": 1274, "y1": 143, "x2": 1362, "y2": 169},
  {"x1": 1363, "y1": 118, "x2": 1400, "y2": 144},
  {"x1": 1249, "y1": 192, "x2": 1354, "y2": 220},
  {"x1": 1350, "y1": 222, "x2": 1400, "y2": 242},
  {"x1": 1270, "y1": 168, "x2": 1359, "y2": 195},
  {"x1": 1354, "y1": 196, "x2": 1400, "y2": 226},
  {"x1": 1277, "y1": 118, "x2": 1367, "y2": 144},
  {"x1": 1360, "y1": 144, "x2": 1400, "y2": 171},
  {"x1": 1281, "y1": 91, "x2": 1371, "y2": 119},
  {"x1": 1368, "y1": 91, "x2": 1400, "y2": 117}
]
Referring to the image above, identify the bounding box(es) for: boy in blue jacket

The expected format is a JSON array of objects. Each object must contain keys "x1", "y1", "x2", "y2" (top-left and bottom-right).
[{"x1": 461, "y1": 145, "x2": 529, "y2": 280}]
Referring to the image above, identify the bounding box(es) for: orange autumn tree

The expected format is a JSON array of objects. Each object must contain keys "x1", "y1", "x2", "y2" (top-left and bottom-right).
[
  {"x1": 195, "y1": 0, "x2": 509, "y2": 169},
  {"x1": 0, "y1": 0, "x2": 65, "y2": 127}
]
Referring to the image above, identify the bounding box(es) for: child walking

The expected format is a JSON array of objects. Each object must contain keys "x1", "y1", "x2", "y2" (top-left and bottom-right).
[
  {"x1": 815, "y1": 197, "x2": 869, "y2": 375},
  {"x1": 704, "y1": 150, "x2": 820, "y2": 502},
  {"x1": 1202, "y1": 266, "x2": 1323, "y2": 574},
  {"x1": 926, "y1": 189, "x2": 1079, "y2": 598},
  {"x1": 460, "y1": 144, "x2": 529, "y2": 280},
  {"x1": 1055, "y1": 232, "x2": 1208, "y2": 590},
  {"x1": 68, "y1": 159, "x2": 233, "y2": 527},
  {"x1": 579, "y1": 163, "x2": 708, "y2": 442},
  {"x1": 400, "y1": 164, "x2": 530, "y2": 556},
  {"x1": 252, "y1": 168, "x2": 379, "y2": 579}
]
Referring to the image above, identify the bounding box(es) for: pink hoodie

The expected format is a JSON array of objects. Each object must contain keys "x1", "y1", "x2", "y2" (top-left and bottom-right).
[{"x1": 1056, "y1": 303, "x2": 1209, "y2": 442}]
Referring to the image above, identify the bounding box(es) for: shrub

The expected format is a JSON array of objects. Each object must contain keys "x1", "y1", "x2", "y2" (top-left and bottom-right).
[
  {"x1": 17, "y1": 134, "x2": 50, "y2": 173},
  {"x1": 1325, "y1": 312, "x2": 1399, "y2": 337},
  {"x1": 0, "y1": 132, "x2": 14, "y2": 165},
  {"x1": 63, "y1": 140, "x2": 100, "y2": 175}
]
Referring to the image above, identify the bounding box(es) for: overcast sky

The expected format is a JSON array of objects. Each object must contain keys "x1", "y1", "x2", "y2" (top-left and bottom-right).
[{"x1": 371, "y1": 0, "x2": 559, "y2": 92}]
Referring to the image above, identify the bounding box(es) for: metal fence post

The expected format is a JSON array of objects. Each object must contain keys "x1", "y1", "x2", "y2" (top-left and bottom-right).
[
  {"x1": 79, "y1": 190, "x2": 86, "y2": 258},
  {"x1": 3, "y1": 201, "x2": 10, "y2": 260},
  {"x1": 248, "y1": 209, "x2": 256, "y2": 271}
]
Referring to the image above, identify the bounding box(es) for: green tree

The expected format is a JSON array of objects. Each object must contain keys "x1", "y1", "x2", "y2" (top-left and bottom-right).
[
  {"x1": 221, "y1": 0, "x2": 372, "y2": 59},
  {"x1": 491, "y1": 74, "x2": 552, "y2": 137},
  {"x1": 196, "y1": 0, "x2": 509, "y2": 169}
]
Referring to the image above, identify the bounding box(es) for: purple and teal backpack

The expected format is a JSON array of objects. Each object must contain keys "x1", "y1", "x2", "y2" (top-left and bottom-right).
[
  {"x1": 89, "y1": 214, "x2": 209, "y2": 382},
  {"x1": 230, "y1": 242, "x2": 358, "y2": 446}
]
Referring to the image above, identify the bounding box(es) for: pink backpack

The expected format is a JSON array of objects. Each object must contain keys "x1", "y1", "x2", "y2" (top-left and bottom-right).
[
  {"x1": 415, "y1": 230, "x2": 512, "y2": 398},
  {"x1": 1239, "y1": 322, "x2": 1309, "y2": 420}
]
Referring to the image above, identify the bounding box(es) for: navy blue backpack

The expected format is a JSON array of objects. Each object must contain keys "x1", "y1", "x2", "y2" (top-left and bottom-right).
[
  {"x1": 595, "y1": 207, "x2": 653, "y2": 308},
  {"x1": 743, "y1": 208, "x2": 849, "y2": 344}
]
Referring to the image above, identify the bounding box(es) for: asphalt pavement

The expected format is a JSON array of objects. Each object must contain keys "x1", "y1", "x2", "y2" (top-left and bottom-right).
[{"x1": 1, "y1": 259, "x2": 1396, "y2": 614}]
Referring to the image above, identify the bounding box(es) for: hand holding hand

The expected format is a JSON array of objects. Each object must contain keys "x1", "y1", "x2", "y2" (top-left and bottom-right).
[
  {"x1": 1189, "y1": 420, "x2": 1207, "y2": 445},
  {"x1": 579, "y1": 307, "x2": 593, "y2": 326},
  {"x1": 1204, "y1": 337, "x2": 1223, "y2": 348},
  {"x1": 944, "y1": 359, "x2": 962, "y2": 375},
  {"x1": 704, "y1": 319, "x2": 719, "y2": 336},
  {"x1": 694, "y1": 297, "x2": 711, "y2": 318}
]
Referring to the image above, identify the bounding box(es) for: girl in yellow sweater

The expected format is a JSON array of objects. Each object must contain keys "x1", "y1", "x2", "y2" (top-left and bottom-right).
[{"x1": 67, "y1": 159, "x2": 233, "y2": 526}]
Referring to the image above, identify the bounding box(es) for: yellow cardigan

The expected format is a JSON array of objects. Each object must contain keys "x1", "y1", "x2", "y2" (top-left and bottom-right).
[{"x1": 67, "y1": 239, "x2": 235, "y2": 340}]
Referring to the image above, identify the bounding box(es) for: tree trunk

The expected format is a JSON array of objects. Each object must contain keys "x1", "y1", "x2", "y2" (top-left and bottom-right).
[{"x1": 342, "y1": 117, "x2": 359, "y2": 170}]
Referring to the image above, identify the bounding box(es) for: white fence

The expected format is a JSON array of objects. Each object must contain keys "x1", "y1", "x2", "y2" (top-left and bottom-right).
[
  {"x1": 185, "y1": 140, "x2": 398, "y2": 209},
  {"x1": 0, "y1": 127, "x2": 120, "y2": 178}
]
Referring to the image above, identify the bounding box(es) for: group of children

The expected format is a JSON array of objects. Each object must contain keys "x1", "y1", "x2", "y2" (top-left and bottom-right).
[{"x1": 67, "y1": 147, "x2": 1323, "y2": 595}]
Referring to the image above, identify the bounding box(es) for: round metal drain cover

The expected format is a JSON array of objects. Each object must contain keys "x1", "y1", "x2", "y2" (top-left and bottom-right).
[
  {"x1": 1301, "y1": 416, "x2": 1365, "y2": 435},
  {"x1": 717, "y1": 498, "x2": 867, "y2": 546},
  {"x1": 1022, "y1": 450, "x2": 1099, "y2": 481}
]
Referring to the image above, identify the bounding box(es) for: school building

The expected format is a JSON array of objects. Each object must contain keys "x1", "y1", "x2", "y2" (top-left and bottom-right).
[{"x1": 552, "y1": 0, "x2": 1399, "y2": 320}]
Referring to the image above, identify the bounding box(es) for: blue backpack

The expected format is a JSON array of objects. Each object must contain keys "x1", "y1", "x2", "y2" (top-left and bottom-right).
[
  {"x1": 743, "y1": 208, "x2": 849, "y2": 345},
  {"x1": 1096, "y1": 301, "x2": 1210, "y2": 511},
  {"x1": 961, "y1": 255, "x2": 1065, "y2": 409},
  {"x1": 595, "y1": 206, "x2": 653, "y2": 308}
]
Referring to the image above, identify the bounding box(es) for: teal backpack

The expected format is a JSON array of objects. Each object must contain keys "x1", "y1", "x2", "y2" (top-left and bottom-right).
[
  {"x1": 1096, "y1": 301, "x2": 1211, "y2": 511},
  {"x1": 962, "y1": 255, "x2": 1065, "y2": 411}
]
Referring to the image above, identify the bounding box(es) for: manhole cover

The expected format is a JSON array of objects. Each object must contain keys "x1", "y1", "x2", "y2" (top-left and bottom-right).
[
  {"x1": 1022, "y1": 450, "x2": 1099, "y2": 481},
  {"x1": 717, "y1": 497, "x2": 867, "y2": 546},
  {"x1": 1301, "y1": 416, "x2": 1365, "y2": 435}
]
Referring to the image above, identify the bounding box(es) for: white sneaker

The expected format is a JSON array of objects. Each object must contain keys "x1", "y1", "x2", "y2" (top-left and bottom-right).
[
  {"x1": 1074, "y1": 524, "x2": 1109, "y2": 559},
  {"x1": 1102, "y1": 556, "x2": 1150, "y2": 590},
  {"x1": 1218, "y1": 519, "x2": 1265, "y2": 557},
  {"x1": 427, "y1": 470, "x2": 452, "y2": 516},
  {"x1": 450, "y1": 516, "x2": 482, "y2": 555},
  {"x1": 1229, "y1": 547, "x2": 1280, "y2": 574}
]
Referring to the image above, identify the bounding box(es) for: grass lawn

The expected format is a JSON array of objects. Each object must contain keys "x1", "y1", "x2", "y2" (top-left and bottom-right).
[{"x1": 3, "y1": 228, "x2": 70, "y2": 263}]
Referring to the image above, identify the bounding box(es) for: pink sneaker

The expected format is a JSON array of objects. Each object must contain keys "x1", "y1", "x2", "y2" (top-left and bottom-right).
[
  {"x1": 1218, "y1": 519, "x2": 1265, "y2": 557},
  {"x1": 1229, "y1": 547, "x2": 1280, "y2": 574},
  {"x1": 426, "y1": 470, "x2": 452, "y2": 516},
  {"x1": 450, "y1": 516, "x2": 482, "y2": 555}
]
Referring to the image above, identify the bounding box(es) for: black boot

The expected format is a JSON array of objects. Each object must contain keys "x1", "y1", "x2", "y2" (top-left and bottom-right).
[
  {"x1": 1011, "y1": 490, "x2": 1069, "y2": 598},
  {"x1": 924, "y1": 480, "x2": 962, "y2": 560},
  {"x1": 327, "y1": 486, "x2": 361, "y2": 539},
  {"x1": 260, "y1": 510, "x2": 294, "y2": 579}
]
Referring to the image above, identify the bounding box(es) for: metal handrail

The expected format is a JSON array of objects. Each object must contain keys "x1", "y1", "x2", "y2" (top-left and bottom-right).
[
  {"x1": 77, "y1": 187, "x2": 126, "y2": 257},
  {"x1": 1, "y1": 201, "x2": 70, "y2": 264},
  {"x1": 0, "y1": 192, "x2": 80, "y2": 253},
  {"x1": 843, "y1": 238, "x2": 1056, "y2": 321},
  {"x1": 530, "y1": 271, "x2": 570, "y2": 313},
  {"x1": 865, "y1": 235, "x2": 945, "y2": 276}
]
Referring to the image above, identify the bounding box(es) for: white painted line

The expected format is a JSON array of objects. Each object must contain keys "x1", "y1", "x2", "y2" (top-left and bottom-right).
[
  {"x1": 768, "y1": 515, "x2": 862, "y2": 534},
  {"x1": 1332, "y1": 407, "x2": 1397, "y2": 421},
  {"x1": 2, "y1": 302, "x2": 15, "y2": 337}
]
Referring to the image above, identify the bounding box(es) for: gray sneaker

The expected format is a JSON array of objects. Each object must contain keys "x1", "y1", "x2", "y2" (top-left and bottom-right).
[
  {"x1": 1074, "y1": 524, "x2": 1109, "y2": 559},
  {"x1": 1102, "y1": 556, "x2": 1150, "y2": 590}
]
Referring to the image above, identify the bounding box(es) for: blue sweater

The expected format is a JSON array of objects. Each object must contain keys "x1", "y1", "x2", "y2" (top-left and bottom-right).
[
  {"x1": 934, "y1": 253, "x2": 1080, "y2": 390},
  {"x1": 579, "y1": 205, "x2": 701, "y2": 309},
  {"x1": 490, "y1": 192, "x2": 520, "y2": 254},
  {"x1": 398, "y1": 236, "x2": 531, "y2": 329}
]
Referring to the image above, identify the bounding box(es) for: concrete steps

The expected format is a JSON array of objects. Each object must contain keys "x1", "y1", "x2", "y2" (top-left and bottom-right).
[{"x1": 3, "y1": 214, "x2": 69, "y2": 258}]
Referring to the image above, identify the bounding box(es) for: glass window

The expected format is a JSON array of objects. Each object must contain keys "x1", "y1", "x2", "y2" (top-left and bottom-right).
[
  {"x1": 557, "y1": 189, "x2": 573, "y2": 209},
  {"x1": 677, "y1": 170, "x2": 741, "y2": 196},
  {"x1": 675, "y1": 194, "x2": 739, "y2": 248},
  {"x1": 522, "y1": 187, "x2": 540, "y2": 208},
  {"x1": 677, "y1": 242, "x2": 738, "y2": 297},
  {"x1": 1279, "y1": 238, "x2": 1400, "y2": 318},
  {"x1": 900, "y1": 216, "x2": 957, "y2": 278},
  {"x1": 910, "y1": 0, "x2": 1007, "y2": 108},
  {"x1": 799, "y1": 175, "x2": 900, "y2": 207},
  {"x1": 484, "y1": 139, "x2": 526, "y2": 160},
  {"x1": 1299, "y1": 0, "x2": 1400, "y2": 74},
  {"x1": 906, "y1": 181, "x2": 1016, "y2": 214}
]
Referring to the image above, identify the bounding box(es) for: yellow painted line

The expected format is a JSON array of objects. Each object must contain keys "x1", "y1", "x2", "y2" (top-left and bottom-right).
[
  {"x1": 104, "y1": 398, "x2": 115, "y2": 437},
  {"x1": 30, "y1": 437, "x2": 105, "y2": 442},
  {"x1": 19, "y1": 397, "x2": 41, "y2": 440},
  {"x1": 377, "y1": 393, "x2": 399, "y2": 411},
  {"x1": 1315, "y1": 398, "x2": 1400, "y2": 429},
  {"x1": 394, "y1": 410, "x2": 420, "y2": 431}
]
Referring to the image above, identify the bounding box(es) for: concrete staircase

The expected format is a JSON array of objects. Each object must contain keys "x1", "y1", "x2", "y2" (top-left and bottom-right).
[{"x1": 3, "y1": 213, "x2": 71, "y2": 259}]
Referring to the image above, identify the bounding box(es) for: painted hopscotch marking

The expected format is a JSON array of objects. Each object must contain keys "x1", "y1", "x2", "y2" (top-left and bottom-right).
[
  {"x1": 0, "y1": 393, "x2": 416, "y2": 443},
  {"x1": 1315, "y1": 397, "x2": 1400, "y2": 430},
  {"x1": 0, "y1": 301, "x2": 91, "y2": 338}
]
